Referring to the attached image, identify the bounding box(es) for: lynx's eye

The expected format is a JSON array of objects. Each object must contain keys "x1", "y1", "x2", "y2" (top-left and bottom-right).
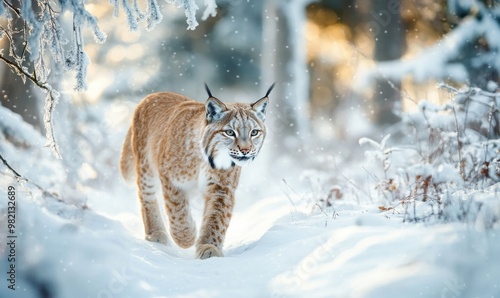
[
  {"x1": 250, "y1": 129, "x2": 260, "y2": 137},
  {"x1": 225, "y1": 129, "x2": 236, "y2": 137}
]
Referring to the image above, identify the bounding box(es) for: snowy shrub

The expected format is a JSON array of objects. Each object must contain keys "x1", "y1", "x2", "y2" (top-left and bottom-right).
[
  {"x1": 299, "y1": 169, "x2": 343, "y2": 213},
  {"x1": 361, "y1": 84, "x2": 500, "y2": 227}
]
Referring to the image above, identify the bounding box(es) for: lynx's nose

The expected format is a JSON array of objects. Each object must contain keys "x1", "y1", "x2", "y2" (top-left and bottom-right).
[{"x1": 240, "y1": 148, "x2": 251, "y2": 155}]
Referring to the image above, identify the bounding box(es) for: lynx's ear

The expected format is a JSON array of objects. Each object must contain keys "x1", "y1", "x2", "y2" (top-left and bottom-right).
[
  {"x1": 251, "y1": 97, "x2": 268, "y2": 121},
  {"x1": 251, "y1": 83, "x2": 274, "y2": 121},
  {"x1": 205, "y1": 83, "x2": 228, "y2": 123},
  {"x1": 206, "y1": 97, "x2": 228, "y2": 123}
]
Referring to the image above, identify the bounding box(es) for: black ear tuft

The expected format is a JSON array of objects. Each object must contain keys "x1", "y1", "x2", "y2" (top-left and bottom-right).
[
  {"x1": 264, "y1": 82, "x2": 276, "y2": 98},
  {"x1": 205, "y1": 83, "x2": 213, "y2": 98}
]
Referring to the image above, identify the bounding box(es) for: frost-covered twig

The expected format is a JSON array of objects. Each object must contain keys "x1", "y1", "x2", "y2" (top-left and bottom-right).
[
  {"x1": 0, "y1": 53, "x2": 45, "y2": 90},
  {"x1": 202, "y1": 0, "x2": 217, "y2": 20},
  {"x1": 167, "y1": 0, "x2": 199, "y2": 30},
  {"x1": 42, "y1": 87, "x2": 61, "y2": 159},
  {"x1": 451, "y1": 106, "x2": 464, "y2": 178},
  {"x1": 281, "y1": 179, "x2": 300, "y2": 209},
  {"x1": 0, "y1": 160, "x2": 64, "y2": 202},
  {"x1": 0, "y1": 150, "x2": 61, "y2": 201},
  {"x1": 438, "y1": 83, "x2": 499, "y2": 98},
  {"x1": 437, "y1": 83, "x2": 459, "y2": 94},
  {"x1": 146, "y1": 0, "x2": 163, "y2": 30},
  {"x1": 0, "y1": 53, "x2": 61, "y2": 158},
  {"x1": 0, "y1": 152, "x2": 23, "y2": 179},
  {"x1": 332, "y1": 160, "x2": 370, "y2": 204}
]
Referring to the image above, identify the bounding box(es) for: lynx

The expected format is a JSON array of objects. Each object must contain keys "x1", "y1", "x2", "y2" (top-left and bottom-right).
[{"x1": 120, "y1": 83, "x2": 274, "y2": 259}]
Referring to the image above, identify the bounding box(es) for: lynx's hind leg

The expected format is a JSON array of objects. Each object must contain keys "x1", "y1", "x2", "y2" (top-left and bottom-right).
[
  {"x1": 160, "y1": 177, "x2": 197, "y2": 249},
  {"x1": 137, "y1": 162, "x2": 169, "y2": 245}
]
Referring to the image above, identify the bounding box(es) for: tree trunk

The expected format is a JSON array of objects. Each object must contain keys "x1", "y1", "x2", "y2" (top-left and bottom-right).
[
  {"x1": 372, "y1": 0, "x2": 405, "y2": 125},
  {"x1": 262, "y1": 0, "x2": 311, "y2": 153}
]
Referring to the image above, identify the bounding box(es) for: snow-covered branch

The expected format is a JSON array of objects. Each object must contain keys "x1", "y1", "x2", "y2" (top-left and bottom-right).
[
  {"x1": 1, "y1": 0, "x2": 219, "y2": 91},
  {"x1": 359, "y1": 1, "x2": 500, "y2": 89}
]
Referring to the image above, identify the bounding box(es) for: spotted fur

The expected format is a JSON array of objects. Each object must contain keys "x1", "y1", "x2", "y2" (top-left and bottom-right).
[{"x1": 120, "y1": 85, "x2": 273, "y2": 259}]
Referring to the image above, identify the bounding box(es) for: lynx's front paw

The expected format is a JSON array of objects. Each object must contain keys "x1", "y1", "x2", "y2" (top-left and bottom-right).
[
  {"x1": 196, "y1": 244, "x2": 223, "y2": 259},
  {"x1": 146, "y1": 230, "x2": 169, "y2": 245}
]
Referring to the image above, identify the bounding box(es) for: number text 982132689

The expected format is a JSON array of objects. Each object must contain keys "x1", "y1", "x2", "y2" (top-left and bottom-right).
[{"x1": 6, "y1": 185, "x2": 17, "y2": 291}]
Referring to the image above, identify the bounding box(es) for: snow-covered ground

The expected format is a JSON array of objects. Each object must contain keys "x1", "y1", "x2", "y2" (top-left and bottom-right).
[{"x1": 1, "y1": 162, "x2": 499, "y2": 298}]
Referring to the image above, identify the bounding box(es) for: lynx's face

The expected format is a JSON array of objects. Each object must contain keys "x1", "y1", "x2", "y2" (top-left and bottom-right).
[{"x1": 201, "y1": 92, "x2": 269, "y2": 170}]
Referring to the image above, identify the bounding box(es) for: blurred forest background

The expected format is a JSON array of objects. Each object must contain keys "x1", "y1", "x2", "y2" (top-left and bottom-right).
[{"x1": 1, "y1": 0, "x2": 499, "y2": 187}]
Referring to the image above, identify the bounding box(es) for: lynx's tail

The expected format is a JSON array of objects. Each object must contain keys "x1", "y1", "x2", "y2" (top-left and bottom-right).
[{"x1": 120, "y1": 128, "x2": 135, "y2": 182}]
